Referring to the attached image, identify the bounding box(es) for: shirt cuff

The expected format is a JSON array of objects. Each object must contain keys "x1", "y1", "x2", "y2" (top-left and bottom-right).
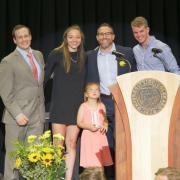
[{"x1": 15, "y1": 113, "x2": 23, "y2": 119}]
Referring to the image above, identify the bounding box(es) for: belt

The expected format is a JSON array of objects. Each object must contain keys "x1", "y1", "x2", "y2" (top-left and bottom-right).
[{"x1": 100, "y1": 94, "x2": 113, "y2": 100}]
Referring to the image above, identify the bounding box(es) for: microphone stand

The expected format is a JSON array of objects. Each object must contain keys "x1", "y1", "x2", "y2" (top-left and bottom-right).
[
  {"x1": 116, "y1": 56, "x2": 131, "y2": 72},
  {"x1": 153, "y1": 53, "x2": 169, "y2": 72}
]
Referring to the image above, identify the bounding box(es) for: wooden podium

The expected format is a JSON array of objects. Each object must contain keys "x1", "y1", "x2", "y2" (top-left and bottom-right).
[{"x1": 109, "y1": 71, "x2": 180, "y2": 180}]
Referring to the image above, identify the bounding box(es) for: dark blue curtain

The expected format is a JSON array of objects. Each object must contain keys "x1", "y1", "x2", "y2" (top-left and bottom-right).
[{"x1": 0, "y1": 0, "x2": 180, "y2": 175}]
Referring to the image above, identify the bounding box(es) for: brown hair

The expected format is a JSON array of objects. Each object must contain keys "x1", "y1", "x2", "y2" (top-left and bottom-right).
[
  {"x1": 155, "y1": 167, "x2": 180, "y2": 180},
  {"x1": 131, "y1": 16, "x2": 148, "y2": 28},
  {"x1": 80, "y1": 167, "x2": 106, "y2": 180},
  {"x1": 12, "y1": 25, "x2": 31, "y2": 39},
  {"x1": 97, "y1": 23, "x2": 114, "y2": 34},
  {"x1": 55, "y1": 25, "x2": 85, "y2": 73},
  {"x1": 84, "y1": 82, "x2": 100, "y2": 102}
]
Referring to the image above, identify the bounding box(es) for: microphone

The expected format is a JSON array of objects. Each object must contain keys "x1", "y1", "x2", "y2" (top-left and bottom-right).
[
  {"x1": 151, "y1": 48, "x2": 168, "y2": 72},
  {"x1": 151, "y1": 47, "x2": 163, "y2": 54},
  {"x1": 110, "y1": 50, "x2": 125, "y2": 57}
]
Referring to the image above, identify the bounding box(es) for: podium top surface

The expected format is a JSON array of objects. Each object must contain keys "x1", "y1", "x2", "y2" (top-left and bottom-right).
[{"x1": 116, "y1": 70, "x2": 180, "y2": 80}]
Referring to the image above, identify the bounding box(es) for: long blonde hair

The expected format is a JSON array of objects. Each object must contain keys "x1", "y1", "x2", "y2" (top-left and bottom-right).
[{"x1": 55, "y1": 25, "x2": 85, "y2": 73}]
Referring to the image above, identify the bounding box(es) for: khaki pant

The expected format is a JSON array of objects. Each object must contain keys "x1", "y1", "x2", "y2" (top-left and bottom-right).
[{"x1": 4, "y1": 121, "x2": 44, "y2": 180}]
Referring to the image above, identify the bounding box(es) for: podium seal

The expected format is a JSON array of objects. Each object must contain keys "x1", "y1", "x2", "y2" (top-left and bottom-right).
[{"x1": 131, "y1": 78, "x2": 167, "y2": 115}]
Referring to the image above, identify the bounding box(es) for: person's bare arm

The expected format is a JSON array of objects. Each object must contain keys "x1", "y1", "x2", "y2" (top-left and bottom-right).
[
  {"x1": 100, "y1": 103, "x2": 108, "y2": 134},
  {"x1": 77, "y1": 105, "x2": 99, "y2": 132}
]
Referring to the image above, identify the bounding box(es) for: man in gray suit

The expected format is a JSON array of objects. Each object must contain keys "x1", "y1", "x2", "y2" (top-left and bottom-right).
[{"x1": 0, "y1": 25, "x2": 45, "y2": 180}]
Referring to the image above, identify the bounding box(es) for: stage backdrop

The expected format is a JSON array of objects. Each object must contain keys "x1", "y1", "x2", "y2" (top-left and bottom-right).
[
  {"x1": 0, "y1": 0, "x2": 180, "y2": 61},
  {"x1": 0, "y1": 0, "x2": 180, "y2": 175}
]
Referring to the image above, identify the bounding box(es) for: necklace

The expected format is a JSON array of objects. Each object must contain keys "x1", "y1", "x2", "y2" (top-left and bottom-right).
[{"x1": 71, "y1": 53, "x2": 78, "y2": 63}]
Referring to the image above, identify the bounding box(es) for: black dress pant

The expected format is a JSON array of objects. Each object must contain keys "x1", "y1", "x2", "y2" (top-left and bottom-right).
[{"x1": 101, "y1": 97, "x2": 115, "y2": 180}]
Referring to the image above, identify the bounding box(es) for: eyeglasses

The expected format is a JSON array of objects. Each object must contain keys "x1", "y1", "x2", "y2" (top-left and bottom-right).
[{"x1": 97, "y1": 32, "x2": 113, "y2": 37}]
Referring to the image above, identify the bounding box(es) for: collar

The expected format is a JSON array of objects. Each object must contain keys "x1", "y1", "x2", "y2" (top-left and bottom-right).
[
  {"x1": 147, "y1": 36, "x2": 155, "y2": 47},
  {"x1": 138, "y1": 36, "x2": 155, "y2": 51},
  {"x1": 16, "y1": 46, "x2": 32, "y2": 58},
  {"x1": 97, "y1": 43, "x2": 116, "y2": 56}
]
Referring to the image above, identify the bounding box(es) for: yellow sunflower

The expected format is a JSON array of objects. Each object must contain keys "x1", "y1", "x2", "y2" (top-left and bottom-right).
[
  {"x1": 62, "y1": 155, "x2": 66, "y2": 160},
  {"x1": 57, "y1": 150, "x2": 66, "y2": 160},
  {"x1": 28, "y1": 139, "x2": 34, "y2": 143},
  {"x1": 14, "y1": 157, "x2": 21, "y2": 168},
  {"x1": 41, "y1": 153, "x2": 53, "y2": 167},
  {"x1": 38, "y1": 136, "x2": 43, "y2": 140},
  {"x1": 28, "y1": 135, "x2": 37, "y2": 143},
  {"x1": 44, "y1": 130, "x2": 51, "y2": 134},
  {"x1": 57, "y1": 150, "x2": 62, "y2": 156},
  {"x1": 57, "y1": 144, "x2": 65, "y2": 149},
  {"x1": 53, "y1": 133, "x2": 65, "y2": 140},
  {"x1": 43, "y1": 133, "x2": 51, "y2": 138},
  {"x1": 42, "y1": 148, "x2": 54, "y2": 154},
  {"x1": 28, "y1": 152, "x2": 41, "y2": 162}
]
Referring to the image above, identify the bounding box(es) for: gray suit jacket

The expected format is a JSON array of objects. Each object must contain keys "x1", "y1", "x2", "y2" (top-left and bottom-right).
[{"x1": 0, "y1": 49, "x2": 45, "y2": 125}]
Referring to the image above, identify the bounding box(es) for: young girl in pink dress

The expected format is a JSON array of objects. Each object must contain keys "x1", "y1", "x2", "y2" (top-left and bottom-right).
[{"x1": 77, "y1": 82, "x2": 113, "y2": 169}]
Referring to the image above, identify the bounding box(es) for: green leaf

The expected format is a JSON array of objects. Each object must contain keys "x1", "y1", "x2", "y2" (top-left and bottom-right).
[{"x1": 51, "y1": 166, "x2": 68, "y2": 178}]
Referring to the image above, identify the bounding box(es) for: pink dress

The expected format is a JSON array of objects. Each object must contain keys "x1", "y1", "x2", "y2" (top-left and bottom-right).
[{"x1": 80, "y1": 102, "x2": 113, "y2": 168}]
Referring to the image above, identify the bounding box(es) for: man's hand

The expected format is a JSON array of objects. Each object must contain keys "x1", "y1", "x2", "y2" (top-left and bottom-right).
[
  {"x1": 100, "y1": 124, "x2": 108, "y2": 134},
  {"x1": 16, "y1": 114, "x2": 29, "y2": 125}
]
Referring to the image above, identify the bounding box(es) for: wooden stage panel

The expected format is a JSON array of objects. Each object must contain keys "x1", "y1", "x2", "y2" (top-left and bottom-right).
[
  {"x1": 169, "y1": 85, "x2": 180, "y2": 168},
  {"x1": 109, "y1": 83, "x2": 132, "y2": 180}
]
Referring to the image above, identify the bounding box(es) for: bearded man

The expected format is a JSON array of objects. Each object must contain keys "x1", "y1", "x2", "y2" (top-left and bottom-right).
[{"x1": 86, "y1": 23, "x2": 137, "y2": 180}]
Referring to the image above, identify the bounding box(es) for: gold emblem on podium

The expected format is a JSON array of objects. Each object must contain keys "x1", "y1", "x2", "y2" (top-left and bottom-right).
[{"x1": 131, "y1": 78, "x2": 167, "y2": 115}]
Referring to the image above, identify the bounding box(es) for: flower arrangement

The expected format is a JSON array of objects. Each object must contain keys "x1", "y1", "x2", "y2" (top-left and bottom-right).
[{"x1": 9, "y1": 130, "x2": 67, "y2": 180}]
